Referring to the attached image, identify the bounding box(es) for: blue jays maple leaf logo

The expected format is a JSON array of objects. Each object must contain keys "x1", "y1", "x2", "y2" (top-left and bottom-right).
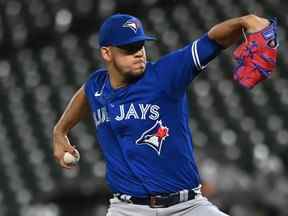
[{"x1": 136, "y1": 120, "x2": 169, "y2": 155}]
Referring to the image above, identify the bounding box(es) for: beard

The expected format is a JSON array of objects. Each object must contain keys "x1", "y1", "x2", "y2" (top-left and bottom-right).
[
  {"x1": 114, "y1": 61, "x2": 146, "y2": 84},
  {"x1": 122, "y1": 71, "x2": 144, "y2": 84}
]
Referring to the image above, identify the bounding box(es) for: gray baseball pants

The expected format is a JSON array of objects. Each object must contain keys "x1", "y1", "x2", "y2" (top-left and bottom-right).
[{"x1": 106, "y1": 194, "x2": 229, "y2": 216}]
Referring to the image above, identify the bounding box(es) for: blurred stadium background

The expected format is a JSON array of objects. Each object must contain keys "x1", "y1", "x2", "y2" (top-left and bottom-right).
[{"x1": 0, "y1": 0, "x2": 287, "y2": 215}]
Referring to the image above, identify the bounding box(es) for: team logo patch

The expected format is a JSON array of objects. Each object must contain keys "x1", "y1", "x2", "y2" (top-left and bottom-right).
[
  {"x1": 262, "y1": 28, "x2": 275, "y2": 40},
  {"x1": 122, "y1": 19, "x2": 140, "y2": 33},
  {"x1": 136, "y1": 120, "x2": 169, "y2": 155}
]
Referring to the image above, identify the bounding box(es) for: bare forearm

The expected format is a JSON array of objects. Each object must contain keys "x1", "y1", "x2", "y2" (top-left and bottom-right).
[
  {"x1": 53, "y1": 86, "x2": 89, "y2": 168},
  {"x1": 53, "y1": 86, "x2": 89, "y2": 135},
  {"x1": 208, "y1": 14, "x2": 270, "y2": 48}
]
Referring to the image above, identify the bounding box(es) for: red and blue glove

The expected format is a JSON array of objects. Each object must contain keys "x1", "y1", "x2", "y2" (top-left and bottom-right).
[{"x1": 233, "y1": 18, "x2": 278, "y2": 89}]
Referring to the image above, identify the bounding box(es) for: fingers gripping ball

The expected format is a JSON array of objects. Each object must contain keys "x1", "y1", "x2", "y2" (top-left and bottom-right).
[
  {"x1": 233, "y1": 18, "x2": 278, "y2": 89},
  {"x1": 63, "y1": 149, "x2": 80, "y2": 165}
]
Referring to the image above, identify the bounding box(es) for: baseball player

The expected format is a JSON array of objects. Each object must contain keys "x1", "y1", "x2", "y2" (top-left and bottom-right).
[{"x1": 53, "y1": 13, "x2": 277, "y2": 215}]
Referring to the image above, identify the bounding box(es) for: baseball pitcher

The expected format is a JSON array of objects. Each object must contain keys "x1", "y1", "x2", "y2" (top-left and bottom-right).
[{"x1": 53, "y1": 13, "x2": 278, "y2": 216}]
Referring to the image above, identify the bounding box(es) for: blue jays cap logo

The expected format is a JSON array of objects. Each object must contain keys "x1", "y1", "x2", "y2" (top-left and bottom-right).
[
  {"x1": 122, "y1": 18, "x2": 141, "y2": 33},
  {"x1": 136, "y1": 120, "x2": 169, "y2": 155}
]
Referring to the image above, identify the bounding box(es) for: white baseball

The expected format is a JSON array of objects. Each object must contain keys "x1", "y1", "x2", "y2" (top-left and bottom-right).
[{"x1": 63, "y1": 150, "x2": 80, "y2": 164}]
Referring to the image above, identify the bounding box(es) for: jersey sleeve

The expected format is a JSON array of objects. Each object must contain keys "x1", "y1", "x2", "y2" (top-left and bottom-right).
[{"x1": 153, "y1": 33, "x2": 223, "y2": 97}]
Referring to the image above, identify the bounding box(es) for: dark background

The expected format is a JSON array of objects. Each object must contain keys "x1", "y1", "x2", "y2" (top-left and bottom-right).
[{"x1": 0, "y1": 0, "x2": 287, "y2": 215}]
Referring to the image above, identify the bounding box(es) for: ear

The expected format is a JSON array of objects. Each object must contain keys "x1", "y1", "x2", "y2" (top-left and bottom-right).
[{"x1": 100, "y1": 47, "x2": 112, "y2": 62}]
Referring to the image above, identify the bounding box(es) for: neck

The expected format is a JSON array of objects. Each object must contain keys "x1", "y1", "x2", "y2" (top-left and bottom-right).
[{"x1": 107, "y1": 65, "x2": 128, "y2": 89}]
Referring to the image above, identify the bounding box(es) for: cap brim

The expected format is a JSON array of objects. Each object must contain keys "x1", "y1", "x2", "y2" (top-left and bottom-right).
[{"x1": 112, "y1": 35, "x2": 156, "y2": 46}]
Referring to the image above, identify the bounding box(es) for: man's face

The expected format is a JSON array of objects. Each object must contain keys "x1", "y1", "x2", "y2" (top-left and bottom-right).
[{"x1": 102, "y1": 42, "x2": 147, "y2": 82}]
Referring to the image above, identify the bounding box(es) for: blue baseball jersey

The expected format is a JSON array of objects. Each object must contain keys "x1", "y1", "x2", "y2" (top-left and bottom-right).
[{"x1": 84, "y1": 34, "x2": 223, "y2": 197}]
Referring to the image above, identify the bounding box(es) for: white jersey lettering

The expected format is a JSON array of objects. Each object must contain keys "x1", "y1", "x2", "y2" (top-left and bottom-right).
[
  {"x1": 149, "y1": 105, "x2": 160, "y2": 120},
  {"x1": 93, "y1": 107, "x2": 109, "y2": 127},
  {"x1": 114, "y1": 103, "x2": 160, "y2": 121},
  {"x1": 115, "y1": 105, "x2": 125, "y2": 121},
  {"x1": 139, "y1": 104, "x2": 151, "y2": 120},
  {"x1": 125, "y1": 103, "x2": 139, "y2": 119}
]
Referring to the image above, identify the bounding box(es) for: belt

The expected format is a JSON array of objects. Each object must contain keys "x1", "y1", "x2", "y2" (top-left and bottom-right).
[{"x1": 115, "y1": 187, "x2": 201, "y2": 208}]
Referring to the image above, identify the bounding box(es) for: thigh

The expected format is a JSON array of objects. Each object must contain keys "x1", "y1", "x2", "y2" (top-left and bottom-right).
[
  {"x1": 160, "y1": 196, "x2": 229, "y2": 216},
  {"x1": 106, "y1": 197, "x2": 157, "y2": 216},
  {"x1": 187, "y1": 203, "x2": 229, "y2": 216}
]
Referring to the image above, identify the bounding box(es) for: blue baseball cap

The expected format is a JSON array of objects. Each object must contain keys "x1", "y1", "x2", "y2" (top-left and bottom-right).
[{"x1": 99, "y1": 14, "x2": 156, "y2": 47}]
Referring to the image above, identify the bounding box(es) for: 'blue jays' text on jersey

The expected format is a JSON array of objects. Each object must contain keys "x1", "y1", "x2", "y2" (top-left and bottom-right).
[{"x1": 84, "y1": 34, "x2": 223, "y2": 197}]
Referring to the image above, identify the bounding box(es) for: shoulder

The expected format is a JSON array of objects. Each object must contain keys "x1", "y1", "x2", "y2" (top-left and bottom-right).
[
  {"x1": 146, "y1": 44, "x2": 194, "y2": 78},
  {"x1": 151, "y1": 44, "x2": 193, "y2": 67},
  {"x1": 84, "y1": 68, "x2": 107, "y2": 96},
  {"x1": 86, "y1": 68, "x2": 107, "y2": 84}
]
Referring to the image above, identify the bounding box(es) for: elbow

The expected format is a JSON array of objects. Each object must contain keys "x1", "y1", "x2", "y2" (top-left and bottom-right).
[
  {"x1": 53, "y1": 125, "x2": 61, "y2": 136},
  {"x1": 53, "y1": 123, "x2": 67, "y2": 136}
]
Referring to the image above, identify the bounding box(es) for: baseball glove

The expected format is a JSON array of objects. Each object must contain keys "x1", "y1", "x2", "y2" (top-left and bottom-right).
[{"x1": 233, "y1": 18, "x2": 278, "y2": 89}]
